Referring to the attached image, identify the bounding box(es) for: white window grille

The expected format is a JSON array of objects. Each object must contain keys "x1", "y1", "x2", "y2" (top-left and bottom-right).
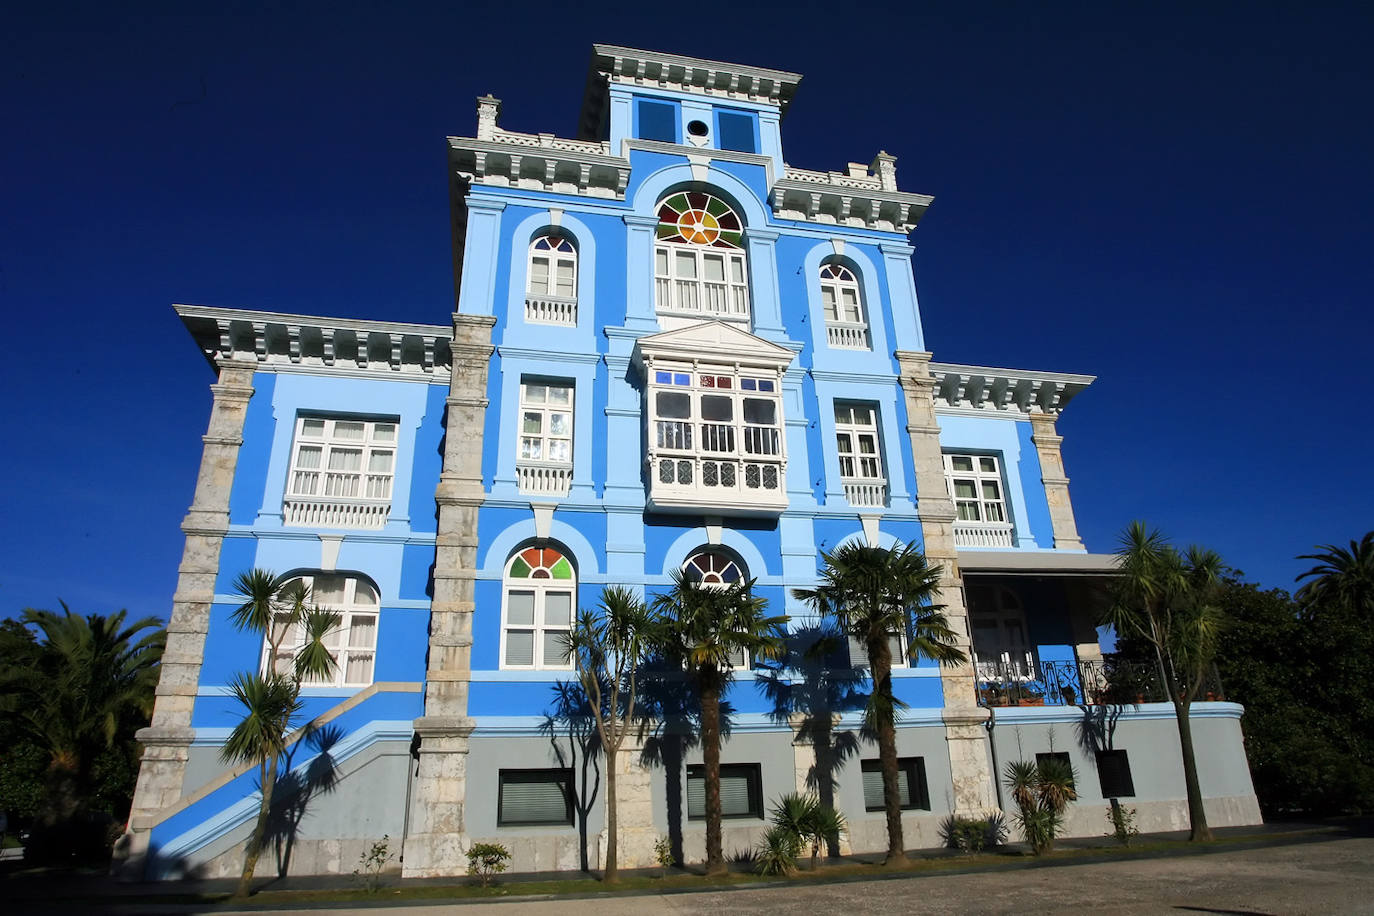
[
  {"x1": 501, "y1": 545, "x2": 576, "y2": 670},
  {"x1": 683, "y1": 550, "x2": 751, "y2": 668},
  {"x1": 263, "y1": 574, "x2": 379, "y2": 688},
  {"x1": 835, "y1": 403, "x2": 886, "y2": 507},
  {"x1": 820, "y1": 262, "x2": 869, "y2": 349},
  {"x1": 646, "y1": 365, "x2": 786, "y2": 511},
  {"x1": 944, "y1": 453, "x2": 1013, "y2": 548},
  {"x1": 517, "y1": 381, "x2": 573, "y2": 496},
  {"x1": 284, "y1": 417, "x2": 396, "y2": 529},
  {"x1": 653, "y1": 191, "x2": 750, "y2": 323},
  {"x1": 526, "y1": 234, "x2": 578, "y2": 325}
]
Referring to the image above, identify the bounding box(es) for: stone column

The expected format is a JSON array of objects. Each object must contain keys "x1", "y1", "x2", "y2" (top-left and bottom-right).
[
  {"x1": 117, "y1": 357, "x2": 257, "y2": 877},
  {"x1": 610, "y1": 733, "x2": 660, "y2": 868},
  {"x1": 895, "y1": 351, "x2": 998, "y2": 816},
  {"x1": 1028, "y1": 411, "x2": 1085, "y2": 550},
  {"x1": 402, "y1": 314, "x2": 496, "y2": 878}
]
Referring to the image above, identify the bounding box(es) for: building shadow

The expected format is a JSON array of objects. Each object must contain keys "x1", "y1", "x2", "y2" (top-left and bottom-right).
[{"x1": 756, "y1": 625, "x2": 867, "y2": 857}]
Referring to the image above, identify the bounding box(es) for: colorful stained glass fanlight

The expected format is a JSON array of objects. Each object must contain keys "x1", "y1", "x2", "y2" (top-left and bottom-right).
[
  {"x1": 684, "y1": 550, "x2": 743, "y2": 585},
  {"x1": 532, "y1": 234, "x2": 575, "y2": 254},
  {"x1": 508, "y1": 546, "x2": 574, "y2": 580},
  {"x1": 820, "y1": 263, "x2": 856, "y2": 282},
  {"x1": 656, "y1": 192, "x2": 743, "y2": 249}
]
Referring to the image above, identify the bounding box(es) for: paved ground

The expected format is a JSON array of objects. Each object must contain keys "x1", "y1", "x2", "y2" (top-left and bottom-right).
[{"x1": 201, "y1": 836, "x2": 1374, "y2": 916}]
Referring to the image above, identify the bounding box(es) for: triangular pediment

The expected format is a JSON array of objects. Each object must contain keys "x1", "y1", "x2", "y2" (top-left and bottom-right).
[{"x1": 633, "y1": 320, "x2": 796, "y2": 370}]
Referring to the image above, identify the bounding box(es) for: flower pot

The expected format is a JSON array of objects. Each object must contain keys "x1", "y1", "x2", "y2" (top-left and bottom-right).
[{"x1": 1016, "y1": 697, "x2": 1044, "y2": 707}]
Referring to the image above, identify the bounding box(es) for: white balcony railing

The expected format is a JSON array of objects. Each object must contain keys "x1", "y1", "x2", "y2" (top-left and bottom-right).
[
  {"x1": 283, "y1": 497, "x2": 390, "y2": 530},
  {"x1": 517, "y1": 463, "x2": 572, "y2": 496},
  {"x1": 843, "y1": 479, "x2": 888, "y2": 507},
  {"x1": 826, "y1": 322, "x2": 870, "y2": 350},
  {"x1": 953, "y1": 522, "x2": 1014, "y2": 548},
  {"x1": 525, "y1": 295, "x2": 578, "y2": 326}
]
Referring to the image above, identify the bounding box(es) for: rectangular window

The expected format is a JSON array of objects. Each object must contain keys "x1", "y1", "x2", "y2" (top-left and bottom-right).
[
  {"x1": 263, "y1": 574, "x2": 379, "y2": 688},
  {"x1": 637, "y1": 99, "x2": 677, "y2": 143},
  {"x1": 687, "y1": 763, "x2": 763, "y2": 820},
  {"x1": 498, "y1": 769, "x2": 574, "y2": 826},
  {"x1": 517, "y1": 381, "x2": 573, "y2": 496},
  {"x1": 1036, "y1": 752, "x2": 1075, "y2": 790},
  {"x1": 1095, "y1": 749, "x2": 1136, "y2": 798},
  {"x1": 944, "y1": 454, "x2": 1007, "y2": 523},
  {"x1": 835, "y1": 403, "x2": 886, "y2": 507},
  {"x1": 861, "y1": 758, "x2": 930, "y2": 812},
  {"x1": 716, "y1": 110, "x2": 757, "y2": 153},
  {"x1": 284, "y1": 417, "x2": 396, "y2": 529}
]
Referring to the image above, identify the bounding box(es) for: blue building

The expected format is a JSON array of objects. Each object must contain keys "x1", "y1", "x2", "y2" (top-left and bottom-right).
[{"x1": 122, "y1": 46, "x2": 1260, "y2": 879}]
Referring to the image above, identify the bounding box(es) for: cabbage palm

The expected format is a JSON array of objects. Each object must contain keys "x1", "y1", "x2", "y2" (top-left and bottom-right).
[
  {"x1": 224, "y1": 570, "x2": 339, "y2": 897},
  {"x1": 565, "y1": 585, "x2": 658, "y2": 882},
  {"x1": 652, "y1": 571, "x2": 787, "y2": 876},
  {"x1": 793, "y1": 541, "x2": 965, "y2": 866},
  {"x1": 1106, "y1": 522, "x2": 1225, "y2": 842}
]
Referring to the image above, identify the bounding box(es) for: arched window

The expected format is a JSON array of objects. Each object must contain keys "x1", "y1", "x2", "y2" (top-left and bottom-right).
[
  {"x1": 526, "y1": 233, "x2": 578, "y2": 325},
  {"x1": 682, "y1": 549, "x2": 751, "y2": 668},
  {"x1": 654, "y1": 191, "x2": 750, "y2": 322},
  {"x1": 502, "y1": 545, "x2": 576, "y2": 670},
  {"x1": 263, "y1": 573, "x2": 379, "y2": 687},
  {"x1": 819, "y1": 262, "x2": 869, "y2": 349}
]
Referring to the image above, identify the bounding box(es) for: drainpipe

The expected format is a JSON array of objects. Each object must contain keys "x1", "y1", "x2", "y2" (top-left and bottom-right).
[
  {"x1": 983, "y1": 704, "x2": 1004, "y2": 810},
  {"x1": 399, "y1": 733, "x2": 419, "y2": 865}
]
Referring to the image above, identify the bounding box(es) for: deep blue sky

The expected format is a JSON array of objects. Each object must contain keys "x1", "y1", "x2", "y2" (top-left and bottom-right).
[{"x1": 3, "y1": 2, "x2": 1371, "y2": 620}]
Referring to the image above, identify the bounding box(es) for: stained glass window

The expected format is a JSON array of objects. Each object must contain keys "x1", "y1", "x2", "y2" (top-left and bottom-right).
[
  {"x1": 683, "y1": 550, "x2": 744, "y2": 585},
  {"x1": 655, "y1": 192, "x2": 744, "y2": 250},
  {"x1": 504, "y1": 545, "x2": 575, "y2": 670}
]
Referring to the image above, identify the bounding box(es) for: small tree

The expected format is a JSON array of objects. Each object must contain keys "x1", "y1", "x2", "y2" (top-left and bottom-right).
[
  {"x1": 221, "y1": 570, "x2": 339, "y2": 897},
  {"x1": 767, "y1": 792, "x2": 847, "y2": 871},
  {"x1": 565, "y1": 585, "x2": 657, "y2": 883},
  {"x1": 1004, "y1": 756, "x2": 1076, "y2": 854},
  {"x1": 652, "y1": 571, "x2": 787, "y2": 876},
  {"x1": 793, "y1": 541, "x2": 965, "y2": 866},
  {"x1": 1106, "y1": 523, "x2": 1225, "y2": 842}
]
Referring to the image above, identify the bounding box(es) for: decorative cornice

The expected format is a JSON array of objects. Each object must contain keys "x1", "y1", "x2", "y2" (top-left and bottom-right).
[
  {"x1": 176, "y1": 305, "x2": 452, "y2": 379},
  {"x1": 448, "y1": 134, "x2": 630, "y2": 199},
  {"x1": 927, "y1": 361, "x2": 1095, "y2": 416},
  {"x1": 771, "y1": 156, "x2": 933, "y2": 233}
]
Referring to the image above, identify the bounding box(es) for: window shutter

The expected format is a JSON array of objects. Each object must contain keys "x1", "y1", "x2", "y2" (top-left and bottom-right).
[
  {"x1": 719, "y1": 770, "x2": 752, "y2": 817},
  {"x1": 499, "y1": 771, "x2": 572, "y2": 825},
  {"x1": 861, "y1": 764, "x2": 885, "y2": 811},
  {"x1": 687, "y1": 771, "x2": 705, "y2": 820}
]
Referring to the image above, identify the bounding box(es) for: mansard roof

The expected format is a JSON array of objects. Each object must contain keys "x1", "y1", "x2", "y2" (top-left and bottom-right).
[{"x1": 632, "y1": 320, "x2": 797, "y2": 371}]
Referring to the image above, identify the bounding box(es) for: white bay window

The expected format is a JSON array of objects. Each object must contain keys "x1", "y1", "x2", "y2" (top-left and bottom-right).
[{"x1": 284, "y1": 416, "x2": 396, "y2": 529}]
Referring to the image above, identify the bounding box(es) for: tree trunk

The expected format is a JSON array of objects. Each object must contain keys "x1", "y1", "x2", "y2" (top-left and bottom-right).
[
  {"x1": 235, "y1": 754, "x2": 278, "y2": 898},
  {"x1": 871, "y1": 637, "x2": 907, "y2": 866},
  {"x1": 815, "y1": 716, "x2": 841, "y2": 858},
  {"x1": 604, "y1": 746, "x2": 619, "y2": 883},
  {"x1": 699, "y1": 676, "x2": 727, "y2": 876},
  {"x1": 1173, "y1": 698, "x2": 1213, "y2": 842}
]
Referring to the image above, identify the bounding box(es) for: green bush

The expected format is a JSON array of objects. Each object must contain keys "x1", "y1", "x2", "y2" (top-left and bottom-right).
[{"x1": 466, "y1": 841, "x2": 511, "y2": 887}]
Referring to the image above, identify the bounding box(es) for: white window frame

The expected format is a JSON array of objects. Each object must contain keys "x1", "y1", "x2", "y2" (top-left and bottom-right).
[
  {"x1": 517, "y1": 381, "x2": 573, "y2": 496},
  {"x1": 646, "y1": 364, "x2": 785, "y2": 499},
  {"x1": 944, "y1": 453, "x2": 1013, "y2": 548},
  {"x1": 284, "y1": 416, "x2": 396, "y2": 530},
  {"x1": 653, "y1": 192, "x2": 750, "y2": 323},
  {"x1": 820, "y1": 262, "x2": 869, "y2": 349},
  {"x1": 834, "y1": 403, "x2": 886, "y2": 507},
  {"x1": 526, "y1": 234, "x2": 578, "y2": 326},
  {"x1": 500, "y1": 547, "x2": 576, "y2": 671},
  {"x1": 683, "y1": 550, "x2": 752, "y2": 669},
  {"x1": 262, "y1": 573, "x2": 380, "y2": 688}
]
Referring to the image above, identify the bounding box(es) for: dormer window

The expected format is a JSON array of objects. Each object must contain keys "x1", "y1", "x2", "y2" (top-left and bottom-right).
[
  {"x1": 654, "y1": 192, "x2": 750, "y2": 326},
  {"x1": 526, "y1": 234, "x2": 577, "y2": 326},
  {"x1": 820, "y1": 262, "x2": 869, "y2": 349}
]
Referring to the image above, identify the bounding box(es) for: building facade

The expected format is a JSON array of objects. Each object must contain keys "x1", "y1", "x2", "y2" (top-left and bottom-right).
[{"x1": 121, "y1": 46, "x2": 1260, "y2": 880}]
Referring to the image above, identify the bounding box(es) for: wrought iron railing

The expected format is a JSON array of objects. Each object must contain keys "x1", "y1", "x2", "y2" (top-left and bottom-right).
[{"x1": 974, "y1": 657, "x2": 1225, "y2": 708}]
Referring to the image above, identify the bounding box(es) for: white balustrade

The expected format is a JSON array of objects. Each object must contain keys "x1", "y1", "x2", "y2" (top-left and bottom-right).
[
  {"x1": 283, "y1": 497, "x2": 390, "y2": 530},
  {"x1": 516, "y1": 463, "x2": 572, "y2": 496},
  {"x1": 826, "y1": 322, "x2": 870, "y2": 350},
  {"x1": 953, "y1": 522, "x2": 1014, "y2": 548},
  {"x1": 524, "y1": 295, "x2": 578, "y2": 326},
  {"x1": 842, "y1": 480, "x2": 888, "y2": 508}
]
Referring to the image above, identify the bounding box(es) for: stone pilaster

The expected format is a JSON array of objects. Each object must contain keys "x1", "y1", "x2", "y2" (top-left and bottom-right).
[
  {"x1": 402, "y1": 314, "x2": 496, "y2": 878},
  {"x1": 1028, "y1": 411, "x2": 1085, "y2": 550},
  {"x1": 609, "y1": 733, "x2": 660, "y2": 867},
  {"x1": 117, "y1": 358, "x2": 257, "y2": 877},
  {"x1": 895, "y1": 351, "x2": 997, "y2": 816}
]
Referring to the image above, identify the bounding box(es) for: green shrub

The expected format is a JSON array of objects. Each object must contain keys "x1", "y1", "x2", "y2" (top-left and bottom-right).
[
  {"x1": 1106, "y1": 802, "x2": 1140, "y2": 846},
  {"x1": 466, "y1": 841, "x2": 511, "y2": 887},
  {"x1": 754, "y1": 825, "x2": 801, "y2": 876},
  {"x1": 1004, "y1": 757, "x2": 1078, "y2": 855},
  {"x1": 938, "y1": 814, "x2": 1006, "y2": 853},
  {"x1": 352, "y1": 835, "x2": 391, "y2": 893},
  {"x1": 653, "y1": 835, "x2": 675, "y2": 876}
]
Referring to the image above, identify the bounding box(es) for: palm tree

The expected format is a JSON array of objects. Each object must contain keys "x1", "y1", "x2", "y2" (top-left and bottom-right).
[
  {"x1": 223, "y1": 570, "x2": 339, "y2": 897},
  {"x1": 1106, "y1": 522, "x2": 1225, "y2": 842},
  {"x1": 793, "y1": 541, "x2": 965, "y2": 866},
  {"x1": 0, "y1": 605, "x2": 163, "y2": 859},
  {"x1": 651, "y1": 571, "x2": 787, "y2": 876},
  {"x1": 565, "y1": 585, "x2": 657, "y2": 883},
  {"x1": 1296, "y1": 532, "x2": 1374, "y2": 618}
]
